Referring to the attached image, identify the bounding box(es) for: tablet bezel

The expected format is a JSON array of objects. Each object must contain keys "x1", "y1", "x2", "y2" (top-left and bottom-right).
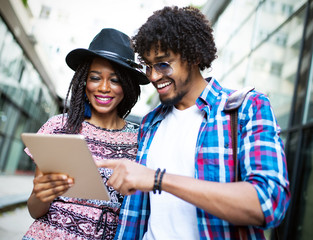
[{"x1": 21, "y1": 133, "x2": 110, "y2": 201}]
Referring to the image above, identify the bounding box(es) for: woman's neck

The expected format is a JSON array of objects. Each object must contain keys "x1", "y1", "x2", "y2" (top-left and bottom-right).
[{"x1": 86, "y1": 113, "x2": 125, "y2": 130}]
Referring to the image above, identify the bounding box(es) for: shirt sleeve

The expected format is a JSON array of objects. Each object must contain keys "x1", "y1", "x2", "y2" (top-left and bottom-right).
[{"x1": 238, "y1": 92, "x2": 290, "y2": 229}]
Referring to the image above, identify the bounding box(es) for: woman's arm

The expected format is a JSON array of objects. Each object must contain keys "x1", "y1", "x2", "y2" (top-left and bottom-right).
[{"x1": 27, "y1": 167, "x2": 74, "y2": 219}]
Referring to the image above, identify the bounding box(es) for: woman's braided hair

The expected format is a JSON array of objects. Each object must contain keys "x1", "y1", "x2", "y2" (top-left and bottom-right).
[
  {"x1": 62, "y1": 58, "x2": 141, "y2": 134},
  {"x1": 132, "y1": 6, "x2": 217, "y2": 70}
]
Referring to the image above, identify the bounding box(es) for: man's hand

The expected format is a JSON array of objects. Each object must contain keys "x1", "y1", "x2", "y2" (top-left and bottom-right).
[{"x1": 99, "y1": 160, "x2": 155, "y2": 195}]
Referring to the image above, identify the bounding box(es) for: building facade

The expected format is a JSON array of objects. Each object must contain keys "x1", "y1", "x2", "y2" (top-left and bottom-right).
[
  {"x1": 203, "y1": 0, "x2": 312, "y2": 239},
  {"x1": 0, "y1": 2, "x2": 59, "y2": 174}
]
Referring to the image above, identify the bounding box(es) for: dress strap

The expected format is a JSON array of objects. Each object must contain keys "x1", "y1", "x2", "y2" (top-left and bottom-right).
[{"x1": 96, "y1": 206, "x2": 117, "y2": 240}]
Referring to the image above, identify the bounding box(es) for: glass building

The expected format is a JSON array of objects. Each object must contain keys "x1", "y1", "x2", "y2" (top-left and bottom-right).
[
  {"x1": 202, "y1": 0, "x2": 312, "y2": 239},
  {"x1": 0, "y1": 14, "x2": 59, "y2": 174}
]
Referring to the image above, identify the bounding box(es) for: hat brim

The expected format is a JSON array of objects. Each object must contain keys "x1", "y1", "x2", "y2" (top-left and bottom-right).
[{"x1": 66, "y1": 48, "x2": 149, "y2": 85}]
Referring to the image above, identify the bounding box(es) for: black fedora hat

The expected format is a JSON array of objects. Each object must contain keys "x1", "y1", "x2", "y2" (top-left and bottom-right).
[{"x1": 66, "y1": 28, "x2": 149, "y2": 85}]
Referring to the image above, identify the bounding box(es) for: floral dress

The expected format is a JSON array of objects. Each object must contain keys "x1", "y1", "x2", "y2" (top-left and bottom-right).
[{"x1": 22, "y1": 114, "x2": 139, "y2": 240}]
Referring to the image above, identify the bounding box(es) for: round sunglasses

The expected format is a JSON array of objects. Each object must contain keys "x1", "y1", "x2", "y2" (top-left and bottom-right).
[{"x1": 141, "y1": 62, "x2": 174, "y2": 77}]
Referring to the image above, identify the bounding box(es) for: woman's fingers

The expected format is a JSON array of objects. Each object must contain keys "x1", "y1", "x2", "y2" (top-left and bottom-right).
[
  {"x1": 34, "y1": 173, "x2": 69, "y2": 183},
  {"x1": 33, "y1": 173, "x2": 74, "y2": 202},
  {"x1": 34, "y1": 184, "x2": 71, "y2": 202}
]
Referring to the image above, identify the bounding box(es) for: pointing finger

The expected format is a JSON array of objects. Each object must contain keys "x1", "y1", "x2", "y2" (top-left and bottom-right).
[{"x1": 97, "y1": 159, "x2": 119, "y2": 169}]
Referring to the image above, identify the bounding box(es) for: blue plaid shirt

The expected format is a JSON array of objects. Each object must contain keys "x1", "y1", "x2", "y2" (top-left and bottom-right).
[{"x1": 114, "y1": 78, "x2": 290, "y2": 239}]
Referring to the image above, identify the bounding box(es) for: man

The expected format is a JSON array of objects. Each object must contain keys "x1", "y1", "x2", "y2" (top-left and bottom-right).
[{"x1": 101, "y1": 6, "x2": 290, "y2": 239}]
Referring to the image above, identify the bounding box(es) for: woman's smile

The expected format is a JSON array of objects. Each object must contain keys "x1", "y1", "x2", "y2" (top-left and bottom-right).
[{"x1": 94, "y1": 95, "x2": 114, "y2": 104}]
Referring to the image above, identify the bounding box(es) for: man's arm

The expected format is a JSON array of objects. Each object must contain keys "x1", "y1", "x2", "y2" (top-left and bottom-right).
[{"x1": 100, "y1": 160, "x2": 264, "y2": 226}]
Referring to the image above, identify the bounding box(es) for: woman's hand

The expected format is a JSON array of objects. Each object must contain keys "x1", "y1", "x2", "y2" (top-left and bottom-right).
[
  {"x1": 27, "y1": 168, "x2": 74, "y2": 219},
  {"x1": 32, "y1": 170, "x2": 74, "y2": 203}
]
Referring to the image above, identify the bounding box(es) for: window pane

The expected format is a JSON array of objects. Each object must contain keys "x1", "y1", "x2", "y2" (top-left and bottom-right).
[
  {"x1": 0, "y1": 134, "x2": 5, "y2": 171},
  {"x1": 286, "y1": 131, "x2": 299, "y2": 189},
  {"x1": 4, "y1": 138, "x2": 25, "y2": 173},
  {"x1": 0, "y1": 16, "x2": 8, "y2": 57},
  {"x1": 305, "y1": 67, "x2": 313, "y2": 123},
  {"x1": 278, "y1": 130, "x2": 300, "y2": 239},
  {"x1": 253, "y1": 0, "x2": 306, "y2": 48},
  {"x1": 12, "y1": 114, "x2": 34, "y2": 172},
  {"x1": 0, "y1": 95, "x2": 17, "y2": 134},
  {"x1": 303, "y1": 5, "x2": 313, "y2": 123},
  {"x1": 0, "y1": 31, "x2": 23, "y2": 83},
  {"x1": 20, "y1": 60, "x2": 42, "y2": 104},
  {"x1": 219, "y1": 58, "x2": 249, "y2": 90},
  {"x1": 214, "y1": 0, "x2": 259, "y2": 48},
  {"x1": 290, "y1": 128, "x2": 313, "y2": 239},
  {"x1": 40, "y1": 84, "x2": 58, "y2": 118},
  {"x1": 213, "y1": 0, "x2": 258, "y2": 78},
  {"x1": 245, "y1": 9, "x2": 305, "y2": 129},
  {"x1": 292, "y1": 3, "x2": 313, "y2": 126},
  {"x1": 0, "y1": 30, "x2": 24, "y2": 107}
]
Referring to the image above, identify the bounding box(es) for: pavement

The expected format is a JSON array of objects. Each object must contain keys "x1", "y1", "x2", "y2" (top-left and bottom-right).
[{"x1": 0, "y1": 174, "x2": 34, "y2": 240}]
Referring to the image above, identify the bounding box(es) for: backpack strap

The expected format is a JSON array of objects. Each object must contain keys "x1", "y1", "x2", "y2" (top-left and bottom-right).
[
  {"x1": 224, "y1": 86, "x2": 279, "y2": 240},
  {"x1": 224, "y1": 86, "x2": 254, "y2": 181},
  {"x1": 224, "y1": 86, "x2": 255, "y2": 112}
]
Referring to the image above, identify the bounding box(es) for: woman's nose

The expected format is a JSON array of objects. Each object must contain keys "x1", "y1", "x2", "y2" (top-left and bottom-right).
[{"x1": 98, "y1": 79, "x2": 110, "y2": 92}]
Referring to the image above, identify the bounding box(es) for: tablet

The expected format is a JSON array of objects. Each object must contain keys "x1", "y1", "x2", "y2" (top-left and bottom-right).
[{"x1": 21, "y1": 133, "x2": 110, "y2": 201}]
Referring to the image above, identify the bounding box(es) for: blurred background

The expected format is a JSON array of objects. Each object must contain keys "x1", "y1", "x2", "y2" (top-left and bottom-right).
[{"x1": 0, "y1": 0, "x2": 312, "y2": 239}]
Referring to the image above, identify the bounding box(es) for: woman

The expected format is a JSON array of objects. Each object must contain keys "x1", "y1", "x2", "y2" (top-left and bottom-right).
[{"x1": 22, "y1": 28, "x2": 149, "y2": 240}]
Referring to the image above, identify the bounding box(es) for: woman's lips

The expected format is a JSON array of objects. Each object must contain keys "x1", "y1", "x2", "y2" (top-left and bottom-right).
[{"x1": 94, "y1": 95, "x2": 113, "y2": 104}]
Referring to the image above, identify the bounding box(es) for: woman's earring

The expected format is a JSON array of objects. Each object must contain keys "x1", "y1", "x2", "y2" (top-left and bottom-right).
[{"x1": 84, "y1": 94, "x2": 92, "y2": 118}]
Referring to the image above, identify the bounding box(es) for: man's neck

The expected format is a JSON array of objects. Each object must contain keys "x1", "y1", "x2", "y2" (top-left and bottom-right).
[{"x1": 175, "y1": 72, "x2": 207, "y2": 110}]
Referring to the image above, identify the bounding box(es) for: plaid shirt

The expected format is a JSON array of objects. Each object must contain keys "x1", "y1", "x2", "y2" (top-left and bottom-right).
[{"x1": 114, "y1": 78, "x2": 290, "y2": 239}]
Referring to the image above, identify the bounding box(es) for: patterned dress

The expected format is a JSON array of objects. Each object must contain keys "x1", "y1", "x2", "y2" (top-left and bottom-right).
[{"x1": 22, "y1": 114, "x2": 139, "y2": 240}]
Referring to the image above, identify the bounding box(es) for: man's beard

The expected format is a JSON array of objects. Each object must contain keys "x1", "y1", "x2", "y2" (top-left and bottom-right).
[
  {"x1": 160, "y1": 71, "x2": 192, "y2": 107},
  {"x1": 160, "y1": 91, "x2": 185, "y2": 106}
]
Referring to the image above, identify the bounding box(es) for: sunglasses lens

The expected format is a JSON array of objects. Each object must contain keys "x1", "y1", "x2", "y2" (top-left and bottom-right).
[
  {"x1": 145, "y1": 66, "x2": 152, "y2": 76},
  {"x1": 155, "y1": 62, "x2": 172, "y2": 75},
  {"x1": 143, "y1": 62, "x2": 173, "y2": 76}
]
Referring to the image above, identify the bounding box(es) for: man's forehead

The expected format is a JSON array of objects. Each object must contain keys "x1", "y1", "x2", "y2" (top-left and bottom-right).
[{"x1": 143, "y1": 47, "x2": 171, "y2": 63}]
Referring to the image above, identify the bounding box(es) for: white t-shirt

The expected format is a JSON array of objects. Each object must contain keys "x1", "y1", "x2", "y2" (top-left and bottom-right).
[{"x1": 143, "y1": 105, "x2": 203, "y2": 240}]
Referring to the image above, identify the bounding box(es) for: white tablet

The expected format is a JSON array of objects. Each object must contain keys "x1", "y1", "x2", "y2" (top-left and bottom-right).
[{"x1": 21, "y1": 133, "x2": 110, "y2": 201}]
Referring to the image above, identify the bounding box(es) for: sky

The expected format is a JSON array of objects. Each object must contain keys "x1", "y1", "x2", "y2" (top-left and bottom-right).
[{"x1": 27, "y1": 0, "x2": 208, "y2": 116}]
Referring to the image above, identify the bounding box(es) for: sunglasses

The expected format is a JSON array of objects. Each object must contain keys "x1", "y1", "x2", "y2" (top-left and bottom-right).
[{"x1": 141, "y1": 62, "x2": 174, "y2": 77}]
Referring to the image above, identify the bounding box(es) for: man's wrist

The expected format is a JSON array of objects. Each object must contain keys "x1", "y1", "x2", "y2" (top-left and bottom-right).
[
  {"x1": 157, "y1": 169, "x2": 166, "y2": 194},
  {"x1": 153, "y1": 168, "x2": 161, "y2": 194},
  {"x1": 152, "y1": 168, "x2": 166, "y2": 194}
]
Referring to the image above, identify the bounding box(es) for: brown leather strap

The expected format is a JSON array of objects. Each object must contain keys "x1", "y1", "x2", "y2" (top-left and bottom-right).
[
  {"x1": 230, "y1": 110, "x2": 239, "y2": 181},
  {"x1": 225, "y1": 87, "x2": 280, "y2": 239},
  {"x1": 225, "y1": 87, "x2": 254, "y2": 240},
  {"x1": 225, "y1": 87, "x2": 254, "y2": 181}
]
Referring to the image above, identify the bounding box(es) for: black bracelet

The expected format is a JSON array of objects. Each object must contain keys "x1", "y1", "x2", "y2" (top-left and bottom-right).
[
  {"x1": 153, "y1": 168, "x2": 161, "y2": 194},
  {"x1": 158, "y1": 169, "x2": 166, "y2": 194}
]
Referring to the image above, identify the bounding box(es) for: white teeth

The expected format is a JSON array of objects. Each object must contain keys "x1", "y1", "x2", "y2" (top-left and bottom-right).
[
  {"x1": 96, "y1": 97, "x2": 111, "y2": 101},
  {"x1": 157, "y1": 82, "x2": 171, "y2": 89}
]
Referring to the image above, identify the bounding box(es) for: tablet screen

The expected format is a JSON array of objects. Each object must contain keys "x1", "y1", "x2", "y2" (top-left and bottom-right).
[{"x1": 21, "y1": 133, "x2": 110, "y2": 201}]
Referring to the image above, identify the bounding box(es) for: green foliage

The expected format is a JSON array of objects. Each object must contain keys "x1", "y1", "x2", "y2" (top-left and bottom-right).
[{"x1": 21, "y1": 0, "x2": 28, "y2": 7}]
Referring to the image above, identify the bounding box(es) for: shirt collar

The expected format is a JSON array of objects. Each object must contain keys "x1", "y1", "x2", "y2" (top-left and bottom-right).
[{"x1": 196, "y1": 77, "x2": 223, "y2": 115}]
